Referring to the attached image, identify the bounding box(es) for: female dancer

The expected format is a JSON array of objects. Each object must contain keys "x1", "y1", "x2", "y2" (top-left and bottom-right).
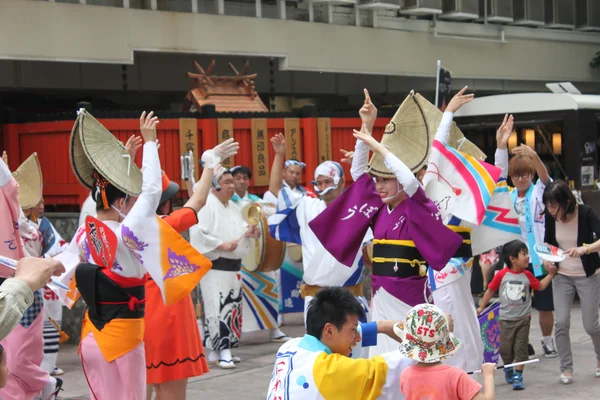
[
  {"x1": 55, "y1": 110, "x2": 162, "y2": 399},
  {"x1": 145, "y1": 140, "x2": 237, "y2": 400},
  {"x1": 310, "y1": 89, "x2": 480, "y2": 366}
]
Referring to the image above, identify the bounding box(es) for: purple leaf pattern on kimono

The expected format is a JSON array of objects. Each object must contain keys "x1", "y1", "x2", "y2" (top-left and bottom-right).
[
  {"x1": 79, "y1": 240, "x2": 91, "y2": 263},
  {"x1": 111, "y1": 261, "x2": 123, "y2": 272},
  {"x1": 164, "y1": 248, "x2": 200, "y2": 279},
  {"x1": 121, "y1": 225, "x2": 148, "y2": 265}
]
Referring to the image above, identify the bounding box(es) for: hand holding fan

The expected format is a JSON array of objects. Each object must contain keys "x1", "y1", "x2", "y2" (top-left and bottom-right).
[{"x1": 534, "y1": 244, "x2": 566, "y2": 263}]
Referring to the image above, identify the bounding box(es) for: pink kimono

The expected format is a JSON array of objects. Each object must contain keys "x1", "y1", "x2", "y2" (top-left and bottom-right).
[{"x1": 0, "y1": 158, "x2": 51, "y2": 400}]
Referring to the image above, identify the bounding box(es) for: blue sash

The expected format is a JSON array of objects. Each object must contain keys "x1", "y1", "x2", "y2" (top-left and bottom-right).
[
  {"x1": 38, "y1": 217, "x2": 56, "y2": 255},
  {"x1": 511, "y1": 185, "x2": 543, "y2": 276}
]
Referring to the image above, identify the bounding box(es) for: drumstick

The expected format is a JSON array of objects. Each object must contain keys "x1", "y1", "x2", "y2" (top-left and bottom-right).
[{"x1": 468, "y1": 359, "x2": 539, "y2": 375}]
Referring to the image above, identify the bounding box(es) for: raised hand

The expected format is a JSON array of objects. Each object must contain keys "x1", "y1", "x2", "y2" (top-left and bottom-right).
[
  {"x1": 445, "y1": 86, "x2": 474, "y2": 113},
  {"x1": 139, "y1": 111, "x2": 159, "y2": 143},
  {"x1": 271, "y1": 133, "x2": 286, "y2": 155},
  {"x1": 511, "y1": 143, "x2": 536, "y2": 158},
  {"x1": 213, "y1": 138, "x2": 239, "y2": 160},
  {"x1": 496, "y1": 114, "x2": 514, "y2": 150},
  {"x1": 340, "y1": 149, "x2": 354, "y2": 165},
  {"x1": 353, "y1": 128, "x2": 387, "y2": 157},
  {"x1": 359, "y1": 88, "x2": 377, "y2": 132},
  {"x1": 124, "y1": 135, "x2": 143, "y2": 159}
]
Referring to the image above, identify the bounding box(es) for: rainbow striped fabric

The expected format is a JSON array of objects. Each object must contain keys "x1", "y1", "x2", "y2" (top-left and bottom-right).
[
  {"x1": 468, "y1": 180, "x2": 522, "y2": 255},
  {"x1": 424, "y1": 140, "x2": 501, "y2": 225}
]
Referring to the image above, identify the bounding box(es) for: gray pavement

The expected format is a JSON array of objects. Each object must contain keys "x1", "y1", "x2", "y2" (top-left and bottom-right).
[{"x1": 57, "y1": 306, "x2": 600, "y2": 399}]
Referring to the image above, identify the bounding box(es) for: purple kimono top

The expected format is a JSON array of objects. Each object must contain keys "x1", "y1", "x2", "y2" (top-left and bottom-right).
[{"x1": 309, "y1": 173, "x2": 462, "y2": 306}]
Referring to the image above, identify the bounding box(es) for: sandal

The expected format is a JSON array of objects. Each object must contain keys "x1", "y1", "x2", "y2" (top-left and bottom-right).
[
  {"x1": 47, "y1": 377, "x2": 64, "y2": 400},
  {"x1": 217, "y1": 359, "x2": 236, "y2": 369}
]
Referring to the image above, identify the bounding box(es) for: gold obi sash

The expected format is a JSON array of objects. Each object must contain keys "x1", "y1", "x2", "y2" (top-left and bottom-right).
[
  {"x1": 371, "y1": 226, "x2": 472, "y2": 279},
  {"x1": 372, "y1": 239, "x2": 428, "y2": 278}
]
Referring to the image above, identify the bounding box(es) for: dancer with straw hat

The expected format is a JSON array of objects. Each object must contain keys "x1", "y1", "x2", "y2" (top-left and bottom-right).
[
  {"x1": 51, "y1": 109, "x2": 212, "y2": 399},
  {"x1": 0, "y1": 152, "x2": 63, "y2": 400},
  {"x1": 309, "y1": 89, "x2": 480, "y2": 368}
]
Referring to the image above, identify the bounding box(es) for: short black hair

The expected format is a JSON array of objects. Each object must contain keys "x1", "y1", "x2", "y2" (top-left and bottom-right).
[
  {"x1": 502, "y1": 240, "x2": 529, "y2": 269},
  {"x1": 543, "y1": 180, "x2": 577, "y2": 222},
  {"x1": 231, "y1": 166, "x2": 252, "y2": 180},
  {"x1": 306, "y1": 286, "x2": 365, "y2": 339}
]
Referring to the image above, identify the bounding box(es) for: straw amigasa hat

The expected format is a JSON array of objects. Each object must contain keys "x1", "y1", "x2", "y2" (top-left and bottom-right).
[
  {"x1": 70, "y1": 109, "x2": 143, "y2": 197},
  {"x1": 12, "y1": 152, "x2": 43, "y2": 209},
  {"x1": 366, "y1": 91, "x2": 485, "y2": 177}
]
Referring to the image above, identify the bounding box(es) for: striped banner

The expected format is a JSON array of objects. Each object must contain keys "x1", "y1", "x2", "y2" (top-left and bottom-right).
[
  {"x1": 468, "y1": 181, "x2": 522, "y2": 255},
  {"x1": 241, "y1": 269, "x2": 278, "y2": 332},
  {"x1": 424, "y1": 140, "x2": 501, "y2": 225}
]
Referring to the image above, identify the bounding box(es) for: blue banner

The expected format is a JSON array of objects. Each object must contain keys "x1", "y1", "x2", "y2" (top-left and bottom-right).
[{"x1": 280, "y1": 258, "x2": 303, "y2": 314}]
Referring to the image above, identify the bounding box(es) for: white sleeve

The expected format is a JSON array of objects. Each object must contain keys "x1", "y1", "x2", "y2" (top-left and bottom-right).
[
  {"x1": 533, "y1": 176, "x2": 552, "y2": 206},
  {"x1": 495, "y1": 148, "x2": 509, "y2": 179},
  {"x1": 350, "y1": 140, "x2": 370, "y2": 182},
  {"x1": 122, "y1": 142, "x2": 162, "y2": 225},
  {"x1": 190, "y1": 204, "x2": 224, "y2": 257},
  {"x1": 262, "y1": 191, "x2": 277, "y2": 204},
  {"x1": 383, "y1": 153, "x2": 420, "y2": 198},
  {"x1": 433, "y1": 111, "x2": 454, "y2": 145}
]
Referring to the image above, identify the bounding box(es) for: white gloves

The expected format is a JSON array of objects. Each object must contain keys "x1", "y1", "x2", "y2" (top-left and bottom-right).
[
  {"x1": 213, "y1": 164, "x2": 225, "y2": 182},
  {"x1": 201, "y1": 138, "x2": 239, "y2": 169}
]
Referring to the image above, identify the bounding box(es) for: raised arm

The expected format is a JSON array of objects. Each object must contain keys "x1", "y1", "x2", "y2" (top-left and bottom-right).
[
  {"x1": 184, "y1": 139, "x2": 239, "y2": 213},
  {"x1": 123, "y1": 112, "x2": 162, "y2": 224},
  {"x1": 351, "y1": 124, "x2": 371, "y2": 181},
  {"x1": 268, "y1": 133, "x2": 286, "y2": 197},
  {"x1": 351, "y1": 89, "x2": 378, "y2": 181},
  {"x1": 512, "y1": 144, "x2": 551, "y2": 186},
  {"x1": 353, "y1": 130, "x2": 419, "y2": 197},
  {"x1": 495, "y1": 114, "x2": 513, "y2": 179},
  {"x1": 434, "y1": 86, "x2": 474, "y2": 144}
]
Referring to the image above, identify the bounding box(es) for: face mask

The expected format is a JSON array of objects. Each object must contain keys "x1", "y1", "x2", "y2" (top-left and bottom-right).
[
  {"x1": 110, "y1": 195, "x2": 129, "y2": 220},
  {"x1": 314, "y1": 184, "x2": 338, "y2": 197}
]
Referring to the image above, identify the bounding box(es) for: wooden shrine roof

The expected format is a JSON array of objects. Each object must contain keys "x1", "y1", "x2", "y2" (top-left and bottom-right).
[{"x1": 182, "y1": 60, "x2": 268, "y2": 113}]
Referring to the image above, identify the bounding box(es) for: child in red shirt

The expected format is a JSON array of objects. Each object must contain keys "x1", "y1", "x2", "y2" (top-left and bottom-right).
[
  {"x1": 397, "y1": 304, "x2": 496, "y2": 400},
  {"x1": 477, "y1": 240, "x2": 556, "y2": 390}
]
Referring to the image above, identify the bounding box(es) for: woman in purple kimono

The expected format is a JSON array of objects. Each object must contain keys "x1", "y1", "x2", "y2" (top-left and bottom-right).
[{"x1": 309, "y1": 89, "x2": 474, "y2": 358}]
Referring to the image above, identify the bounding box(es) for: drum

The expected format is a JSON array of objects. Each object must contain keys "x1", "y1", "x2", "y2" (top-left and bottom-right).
[{"x1": 242, "y1": 214, "x2": 285, "y2": 273}]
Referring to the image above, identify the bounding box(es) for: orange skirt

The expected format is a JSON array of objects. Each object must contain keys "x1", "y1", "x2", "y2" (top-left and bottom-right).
[{"x1": 144, "y1": 280, "x2": 209, "y2": 384}]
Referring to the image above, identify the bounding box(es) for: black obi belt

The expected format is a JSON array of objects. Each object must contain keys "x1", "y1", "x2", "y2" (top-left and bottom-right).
[{"x1": 75, "y1": 263, "x2": 145, "y2": 331}]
